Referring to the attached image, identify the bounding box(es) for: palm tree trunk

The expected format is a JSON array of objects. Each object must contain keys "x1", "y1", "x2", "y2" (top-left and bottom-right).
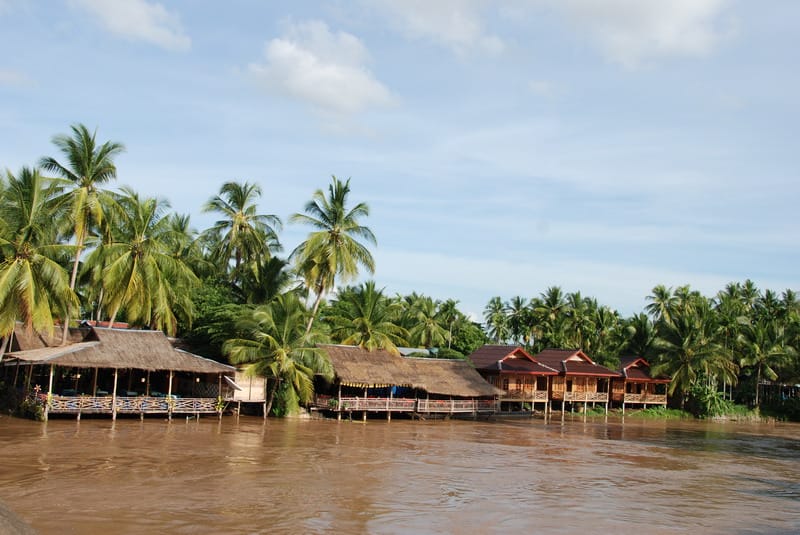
[
  {"x1": 304, "y1": 286, "x2": 325, "y2": 336},
  {"x1": 264, "y1": 377, "x2": 279, "y2": 417},
  {"x1": 0, "y1": 334, "x2": 9, "y2": 364},
  {"x1": 61, "y1": 231, "x2": 86, "y2": 345},
  {"x1": 755, "y1": 366, "x2": 761, "y2": 407}
]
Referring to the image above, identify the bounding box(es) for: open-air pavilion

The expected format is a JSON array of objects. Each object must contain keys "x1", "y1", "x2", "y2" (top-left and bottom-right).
[{"x1": 2, "y1": 325, "x2": 234, "y2": 420}]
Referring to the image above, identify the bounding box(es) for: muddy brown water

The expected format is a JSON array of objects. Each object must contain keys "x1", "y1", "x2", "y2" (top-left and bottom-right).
[{"x1": 0, "y1": 414, "x2": 798, "y2": 534}]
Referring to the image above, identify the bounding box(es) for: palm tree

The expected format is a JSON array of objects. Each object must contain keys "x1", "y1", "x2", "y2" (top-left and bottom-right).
[
  {"x1": 406, "y1": 295, "x2": 449, "y2": 349},
  {"x1": 39, "y1": 123, "x2": 125, "y2": 343},
  {"x1": 738, "y1": 319, "x2": 794, "y2": 406},
  {"x1": 483, "y1": 296, "x2": 508, "y2": 344},
  {"x1": 290, "y1": 176, "x2": 376, "y2": 334},
  {"x1": 202, "y1": 181, "x2": 282, "y2": 277},
  {"x1": 645, "y1": 284, "x2": 678, "y2": 324},
  {"x1": 621, "y1": 313, "x2": 658, "y2": 360},
  {"x1": 94, "y1": 188, "x2": 198, "y2": 335},
  {"x1": 652, "y1": 300, "x2": 737, "y2": 405},
  {"x1": 0, "y1": 167, "x2": 77, "y2": 343},
  {"x1": 438, "y1": 298, "x2": 463, "y2": 349},
  {"x1": 506, "y1": 296, "x2": 532, "y2": 345},
  {"x1": 534, "y1": 286, "x2": 568, "y2": 347},
  {"x1": 224, "y1": 292, "x2": 333, "y2": 416},
  {"x1": 325, "y1": 281, "x2": 407, "y2": 354},
  {"x1": 564, "y1": 292, "x2": 593, "y2": 350}
]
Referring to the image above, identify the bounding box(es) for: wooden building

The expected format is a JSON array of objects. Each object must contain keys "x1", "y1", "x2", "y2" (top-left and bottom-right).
[
  {"x1": 532, "y1": 349, "x2": 621, "y2": 413},
  {"x1": 313, "y1": 344, "x2": 502, "y2": 420},
  {"x1": 2, "y1": 324, "x2": 234, "y2": 420},
  {"x1": 611, "y1": 356, "x2": 669, "y2": 410},
  {"x1": 467, "y1": 345, "x2": 558, "y2": 413}
]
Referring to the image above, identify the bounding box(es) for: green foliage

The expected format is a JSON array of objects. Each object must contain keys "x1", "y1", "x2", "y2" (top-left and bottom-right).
[
  {"x1": 431, "y1": 347, "x2": 465, "y2": 359},
  {"x1": 451, "y1": 321, "x2": 488, "y2": 356},
  {"x1": 687, "y1": 383, "x2": 733, "y2": 418},
  {"x1": 624, "y1": 407, "x2": 691, "y2": 419}
]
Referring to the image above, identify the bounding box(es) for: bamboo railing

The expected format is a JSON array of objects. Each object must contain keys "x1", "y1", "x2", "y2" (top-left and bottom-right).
[
  {"x1": 44, "y1": 395, "x2": 218, "y2": 415},
  {"x1": 314, "y1": 395, "x2": 496, "y2": 414}
]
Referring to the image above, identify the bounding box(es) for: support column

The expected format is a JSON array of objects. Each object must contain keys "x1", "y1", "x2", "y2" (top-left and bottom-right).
[
  {"x1": 387, "y1": 388, "x2": 393, "y2": 422},
  {"x1": 337, "y1": 384, "x2": 342, "y2": 421},
  {"x1": 111, "y1": 369, "x2": 119, "y2": 421},
  {"x1": 363, "y1": 388, "x2": 367, "y2": 422},
  {"x1": 45, "y1": 364, "x2": 55, "y2": 421},
  {"x1": 92, "y1": 368, "x2": 98, "y2": 396},
  {"x1": 167, "y1": 370, "x2": 174, "y2": 421}
]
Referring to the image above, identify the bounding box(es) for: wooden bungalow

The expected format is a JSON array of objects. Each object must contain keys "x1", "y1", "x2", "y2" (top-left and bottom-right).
[
  {"x1": 467, "y1": 345, "x2": 559, "y2": 413},
  {"x1": 2, "y1": 325, "x2": 234, "y2": 420},
  {"x1": 533, "y1": 349, "x2": 621, "y2": 414},
  {"x1": 611, "y1": 356, "x2": 670, "y2": 411},
  {"x1": 313, "y1": 344, "x2": 502, "y2": 420}
]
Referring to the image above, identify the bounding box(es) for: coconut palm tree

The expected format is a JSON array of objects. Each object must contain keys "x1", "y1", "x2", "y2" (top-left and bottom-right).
[
  {"x1": 738, "y1": 319, "x2": 794, "y2": 406},
  {"x1": 202, "y1": 181, "x2": 282, "y2": 277},
  {"x1": 534, "y1": 286, "x2": 568, "y2": 347},
  {"x1": 224, "y1": 292, "x2": 333, "y2": 416},
  {"x1": 290, "y1": 176, "x2": 376, "y2": 334},
  {"x1": 406, "y1": 295, "x2": 449, "y2": 349},
  {"x1": 646, "y1": 284, "x2": 678, "y2": 324},
  {"x1": 39, "y1": 123, "x2": 125, "y2": 343},
  {"x1": 506, "y1": 296, "x2": 532, "y2": 345},
  {"x1": 325, "y1": 281, "x2": 407, "y2": 354},
  {"x1": 483, "y1": 296, "x2": 508, "y2": 344},
  {"x1": 95, "y1": 188, "x2": 198, "y2": 335},
  {"x1": 0, "y1": 167, "x2": 77, "y2": 342},
  {"x1": 652, "y1": 300, "x2": 737, "y2": 405}
]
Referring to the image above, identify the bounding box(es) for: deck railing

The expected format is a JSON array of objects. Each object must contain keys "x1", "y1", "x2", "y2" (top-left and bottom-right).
[
  {"x1": 623, "y1": 393, "x2": 667, "y2": 404},
  {"x1": 501, "y1": 389, "x2": 548, "y2": 401},
  {"x1": 314, "y1": 396, "x2": 496, "y2": 414},
  {"x1": 564, "y1": 391, "x2": 609, "y2": 402},
  {"x1": 45, "y1": 395, "x2": 218, "y2": 415}
]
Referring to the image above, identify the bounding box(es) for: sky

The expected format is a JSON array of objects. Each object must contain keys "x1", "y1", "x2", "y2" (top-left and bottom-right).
[{"x1": 0, "y1": 0, "x2": 798, "y2": 319}]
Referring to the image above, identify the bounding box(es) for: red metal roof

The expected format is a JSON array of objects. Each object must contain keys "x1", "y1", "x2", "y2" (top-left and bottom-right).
[
  {"x1": 533, "y1": 349, "x2": 621, "y2": 378},
  {"x1": 619, "y1": 356, "x2": 670, "y2": 383},
  {"x1": 468, "y1": 345, "x2": 558, "y2": 375}
]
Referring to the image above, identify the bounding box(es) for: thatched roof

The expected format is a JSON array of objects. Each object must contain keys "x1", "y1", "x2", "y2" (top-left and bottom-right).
[
  {"x1": 405, "y1": 358, "x2": 503, "y2": 397},
  {"x1": 4, "y1": 327, "x2": 233, "y2": 374},
  {"x1": 319, "y1": 344, "x2": 502, "y2": 397},
  {"x1": 10, "y1": 323, "x2": 87, "y2": 351}
]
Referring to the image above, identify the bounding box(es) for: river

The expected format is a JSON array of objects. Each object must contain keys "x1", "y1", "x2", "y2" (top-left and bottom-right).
[{"x1": 0, "y1": 414, "x2": 798, "y2": 534}]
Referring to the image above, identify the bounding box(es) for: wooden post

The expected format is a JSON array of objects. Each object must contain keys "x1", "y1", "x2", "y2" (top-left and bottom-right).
[
  {"x1": 25, "y1": 364, "x2": 34, "y2": 394},
  {"x1": 217, "y1": 374, "x2": 223, "y2": 420},
  {"x1": 13, "y1": 359, "x2": 20, "y2": 387},
  {"x1": 167, "y1": 370, "x2": 174, "y2": 421},
  {"x1": 337, "y1": 384, "x2": 342, "y2": 421},
  {"x1": 387, "y1": 388, "x2": 392, "y2": 422},
  {"x1": 111, "y1": 369, "x2": 119, "y2": 421},
  {"x1": 92, "y1": 368, "x2": 98, "y2": 396},
  {"x1": 44, "y1": 364, "x2": 55, "y2": 421},
  {"x1": 363, "y1": 388, "x2": 367, "y2": 422}
]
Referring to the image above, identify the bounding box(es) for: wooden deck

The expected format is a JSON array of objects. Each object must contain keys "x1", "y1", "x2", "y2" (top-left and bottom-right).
[
  {"x1": 315, "y1": 396, "x2": 496, "y2": 414},
  {"x1": 43, "y1": 395, "x2": 219, "y2": 416}
]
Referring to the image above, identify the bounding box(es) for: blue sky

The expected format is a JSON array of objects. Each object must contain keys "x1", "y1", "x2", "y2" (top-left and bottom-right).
[{"x1": 1, "y1": 0, "x2": 797, "y2": 319}]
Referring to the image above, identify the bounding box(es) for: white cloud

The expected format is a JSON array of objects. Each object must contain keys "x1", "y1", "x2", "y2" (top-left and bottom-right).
[
  {"x1": 369, "y1": 0, "x2": 503, "y2": 55},
  {"x1": 0, "y1": 69, "x2": 33, "y2": 88},
  {"x1": 248, "y1": 20, "x2": 394, "y2": 115},
  {"x1": 70, "y1": 0, "x2": 190, "y2": 51},
  {"x1": 528, "y1": 79, "x2": 556, "y2": 97},
  {"x1": 546, "y1": 0, "x2": 731, "y2": 67}
]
